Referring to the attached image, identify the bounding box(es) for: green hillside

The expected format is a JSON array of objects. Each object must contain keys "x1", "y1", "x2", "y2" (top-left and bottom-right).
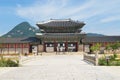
[
  {"x1": 2, "y1": 22, "x2": 39, "y2": 38},
  {"x1": 87, "y1": 33, "x2": 104, "y2": 36}
]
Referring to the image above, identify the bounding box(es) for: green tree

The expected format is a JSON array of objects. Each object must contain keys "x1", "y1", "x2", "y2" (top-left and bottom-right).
[
  {"x1": 90, "y1": 43, "x2": 101, "y2": 52},
  {"x1": 90, "y1": 43, "x2": 101, "y2": 65},
  {"x1": 105, "y1": 44, "x2": 112, "y2": 54},
  {"x1": 110, "y1": 42, "x2": 120, "y2": 54}
]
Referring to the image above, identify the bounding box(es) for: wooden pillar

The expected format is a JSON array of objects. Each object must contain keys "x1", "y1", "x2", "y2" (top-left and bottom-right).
[
  {"x1": 54, "y1": 41, "x2": 55, "y2": 52},
  {"x1": 1, "y1": 43, "x2": 4, "y2": 54},
  {"x1": 105, "y1": 42, "x2": 108, "y2": 47},
  {"x1": 65, "y1": 41, "x2": 68, "y2": 51},
  {"x1": 22, "y1": 43, "x2": 23, "y2": 54},
  {"x1": 15, "y1": 43, "x2": 16, "y2": 54},
  {"x1": 28, "y1": 43, "x2": 30, "y2": 54},
  {"x1": 8, "y1": 44, "x2": 9, "y2": 54},
  {"x1": 76, "y1": 42, "x2": 78, "y2": 52},
  {"x1": 56, "y1": 42, "x2": 57, "y2": 52},
  {"x1": 43, "y1": 42, "x2": 46, "y2": 52},
  {"x1": 65, "y1": 42, "x2": 66, "y2": 51},
  {"x1": 54, "y1": 41, "x2": 57, "y2": 52}
]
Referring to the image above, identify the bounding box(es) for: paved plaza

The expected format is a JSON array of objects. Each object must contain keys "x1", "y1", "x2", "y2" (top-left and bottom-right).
[{"x1": 0, "y1": 55, "x2": 120, "y2": 80}]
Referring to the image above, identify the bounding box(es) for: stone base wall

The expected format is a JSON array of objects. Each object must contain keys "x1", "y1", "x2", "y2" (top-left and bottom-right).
[
  {"x1": 0, "y1": 48, "x2": 29, "y2": 54},
  {"x1": 38, "y1": 45, "x2": 43, "y2": 52},
  {"x1": 78, "y1": 45, "x2": 83, "y2": 52}
]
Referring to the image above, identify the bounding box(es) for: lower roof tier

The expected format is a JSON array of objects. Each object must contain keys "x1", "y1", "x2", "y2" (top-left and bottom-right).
[
  {"x1": 36, "y1": 33, "x2": 86, "y2": 42},
  {"x1": 36, "y1": 33, "x2": 86, "y2": 38}
]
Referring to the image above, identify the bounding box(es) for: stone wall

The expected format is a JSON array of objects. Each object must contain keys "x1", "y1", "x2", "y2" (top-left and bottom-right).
[
  {"x1": 0, "y1": 48, "x2": 29, "y2": 54},
  {"x1": 78, "y1": 44, "x2": 83, "y2": 52},
  {"x1": 38, "y1": 45, "x2": 43, "y2": 52}
]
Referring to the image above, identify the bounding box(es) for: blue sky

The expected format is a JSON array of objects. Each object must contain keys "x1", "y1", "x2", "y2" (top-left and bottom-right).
[{"x1": 0, "y1": 0, "x2": 120, "y2": 36}]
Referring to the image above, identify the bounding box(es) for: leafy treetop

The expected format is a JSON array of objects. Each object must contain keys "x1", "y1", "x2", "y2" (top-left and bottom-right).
[{"x1": 90, "y1": 43, "x2": 101, "y2": 52}]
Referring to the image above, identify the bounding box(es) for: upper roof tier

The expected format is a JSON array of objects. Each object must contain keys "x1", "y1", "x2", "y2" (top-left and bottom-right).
[{"x1": 36, "y1": 19, "x2": 85, "y2": 33}]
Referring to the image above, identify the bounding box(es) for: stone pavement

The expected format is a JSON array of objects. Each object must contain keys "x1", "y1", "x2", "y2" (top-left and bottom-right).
[{"x1": 0, "y1": 55, "x2": 120, "y2": 80}]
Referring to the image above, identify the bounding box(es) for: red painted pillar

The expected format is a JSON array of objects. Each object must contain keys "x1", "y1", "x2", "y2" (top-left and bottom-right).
[
  {"x1": 54, "y1": 41, "x2": 57, "y2": 52},
  {"x1": 76, "y1": 42, "x2": 78, "y2": 52},
  {"x1": 43, "y1": 42, "x2": 46, "y2": 52},
  {"x1": 65, "y1": 41, "x2": 68, "y2": 51},
  {"x1": 54, "y1": 41, "x2": 55, "y2": 51},
  {"x1": 65, "y1": 42, "x2": 66, "y2": 51},
  {"x1": 8, "y1": 44, "x2": 9, "y2": 54},
  {"x1": 104, "y1": 42, "x2": 106, "y2": 47},
  {"x1": 2, "y1": 43, "x2": 4, "y2": 54},
  {"x1": 22, "y1": 43, "x2": 23, "y2": 54},
  {"x1": 105, "y1": 42, "x2": 108, "y2": 46},
  {"x1": 15, "y1": 44, "x2": 16, "y2": 54},
  {"x1": 28, "y1": 43, "x2": 30, "y2": 54}
]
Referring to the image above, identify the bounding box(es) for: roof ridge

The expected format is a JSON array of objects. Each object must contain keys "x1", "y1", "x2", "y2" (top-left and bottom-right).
[{"x1": 36, "y1": 19, "x2": 84, "y2": 24}]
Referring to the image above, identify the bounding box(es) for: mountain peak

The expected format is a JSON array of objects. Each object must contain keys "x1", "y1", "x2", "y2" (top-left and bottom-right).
[
  {"x1": 15, "y1": 21, "x2": 31, "y2": 28},
  {"x1": 19, "y1": 21, "x2": 30, "y2": 25},
  {"x1": 2, "y1": 22, "x2": 39, "y2": 38}
]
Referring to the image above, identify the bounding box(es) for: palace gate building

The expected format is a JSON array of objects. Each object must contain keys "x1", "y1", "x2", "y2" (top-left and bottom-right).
[{"x1": 36, "y1": 19, "x2": 86, "y2": 52}]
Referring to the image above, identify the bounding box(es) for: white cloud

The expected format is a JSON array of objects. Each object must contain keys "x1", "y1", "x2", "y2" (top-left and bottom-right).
[
  {"x1": 16, "y1": 0, "x2": 95, "y2": 21},
  {"x1": 16, "y1": 0, "x2": 69, "y2": 21},
  {"x1": 101, "y1": 15, "x2": 120, "y2": 23},
  {"x1": 15, "y1": 0, "x2": 120, "y2": 23}
]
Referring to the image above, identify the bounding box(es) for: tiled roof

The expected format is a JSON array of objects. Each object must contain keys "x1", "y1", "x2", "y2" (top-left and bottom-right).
[
  {"x1": 0, "y1": 37, "x2": 40, "y2": 43},
  {"x1": 36, "y1": 19, "x2": 85, "y2": 33},
  {"x1": 83, "y1": 36, "x2": 120, "y2": 43},
  {"x1": 37, "y1": 19, "x2": 85, "y2": 27},
  {"x1": 36, "y1": 33, "x2": 86, "y2": 38}
]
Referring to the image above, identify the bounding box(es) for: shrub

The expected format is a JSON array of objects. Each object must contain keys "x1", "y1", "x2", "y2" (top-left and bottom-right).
[
  {"x1": 113, "y1": 54, "x2": 117, "y2": 59},
  {"x1": 109, "y1": 60, "x2": 120, "y2": 66},
  {"x1": 99, "y1": 54, "x2": 120, "y2": 66},
  {"x1": 98, "y1": 57, "x2": 107, "y2": 66},
  {"x1": 0, "y1": 57, "x2": 19, "y2": 67},
  {"x1": 109, "y1": 54, "x2": 118, "y2": 61},
  {"x1": 115, "y1": 61, "x2": 120, "y2": 66},
  {"x1": 5, "y1": 59, "x2": 19, "y2": 67}
]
